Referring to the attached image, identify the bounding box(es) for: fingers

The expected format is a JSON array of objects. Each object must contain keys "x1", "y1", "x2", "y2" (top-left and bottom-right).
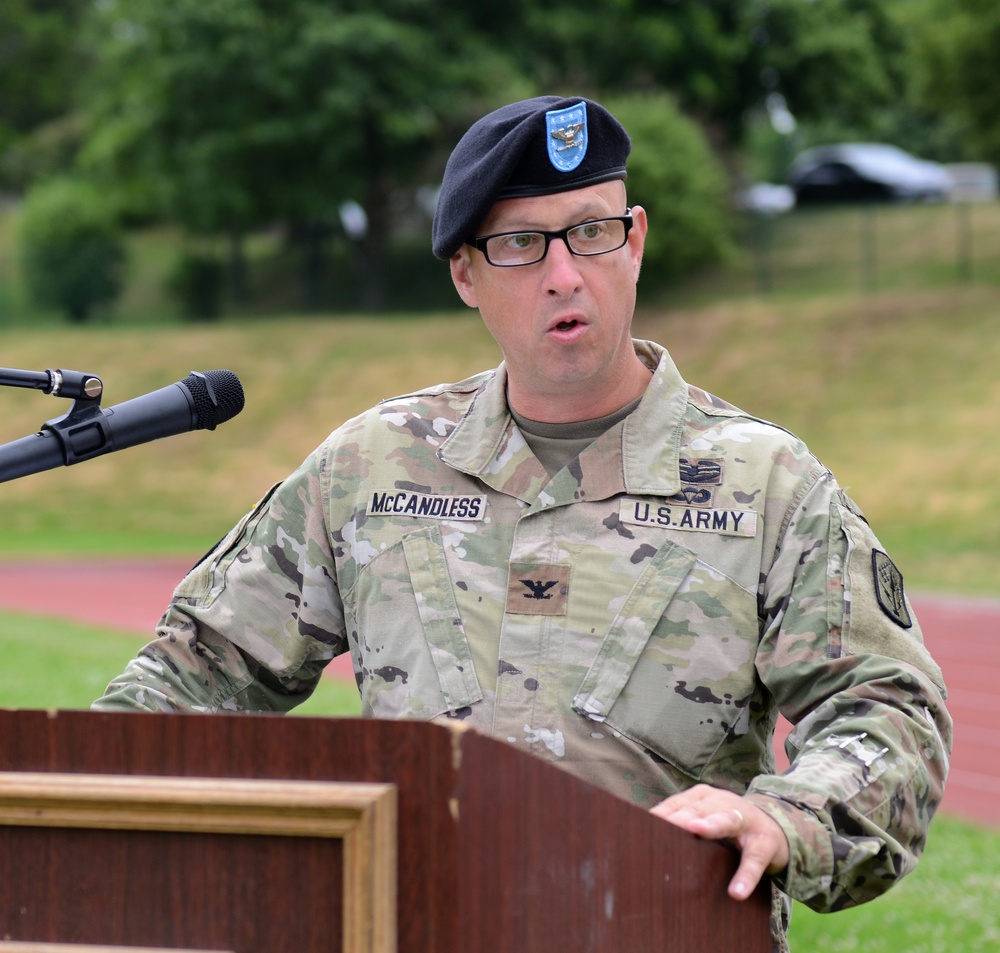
[
  {"x1": 651, "y1": 795, "x2": 747, "y2": 842},
  {"x1": 650, "y1": 786, "x2": 790, "y2": 901},
  {"x1": 728, "y1": 825, "x2": 776, "y2": 901}
]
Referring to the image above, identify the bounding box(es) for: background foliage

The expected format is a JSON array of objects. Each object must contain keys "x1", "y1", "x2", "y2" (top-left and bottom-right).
[
  {"x1": 603, "y1": 91, "x2": 734, "y2": 284},
  {"x1": 17, "y1": 176, "x2": 126, "y2": 322},
  {"x1": 2, "y1": 0, "x2": 997, "y2": 319}
]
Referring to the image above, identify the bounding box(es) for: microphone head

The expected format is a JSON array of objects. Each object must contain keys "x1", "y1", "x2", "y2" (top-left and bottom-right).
[{"x1": 182, "y1": 369, "x2": 245, "y2": 430}]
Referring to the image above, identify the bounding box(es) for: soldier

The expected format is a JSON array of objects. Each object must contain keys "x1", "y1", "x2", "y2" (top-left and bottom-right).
[{"x1": 94, "y1": 96, "x2": 951, "y2": 951}]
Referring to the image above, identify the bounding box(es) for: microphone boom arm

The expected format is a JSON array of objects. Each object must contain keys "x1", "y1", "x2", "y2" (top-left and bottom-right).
[
  {"x1": 0, "y1": 366, "x2": 105, "y2": 400},
  {"x1": 0, "y1": 368, "x2": 244, "y2": 484}
]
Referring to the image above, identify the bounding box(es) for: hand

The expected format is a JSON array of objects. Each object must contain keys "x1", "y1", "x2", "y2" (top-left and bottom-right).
[{"x1": 650, "y1": 784, "x2": 790, "y2": 901}]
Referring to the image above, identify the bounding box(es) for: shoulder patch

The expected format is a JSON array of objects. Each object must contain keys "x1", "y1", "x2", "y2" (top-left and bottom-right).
[{"x1": 872, "y1": 550, "x2": 913, "y2": 629}]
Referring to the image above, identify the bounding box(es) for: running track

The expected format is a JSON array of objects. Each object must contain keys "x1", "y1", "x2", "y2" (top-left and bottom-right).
[{"x1": 1, "y1": 558, "x2": 996, "y2": 829}]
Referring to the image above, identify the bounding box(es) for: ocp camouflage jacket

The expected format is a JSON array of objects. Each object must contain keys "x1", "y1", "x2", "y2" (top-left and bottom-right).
[{"x1": 95, "y1": 339, "x2": 951, "y2": 936}]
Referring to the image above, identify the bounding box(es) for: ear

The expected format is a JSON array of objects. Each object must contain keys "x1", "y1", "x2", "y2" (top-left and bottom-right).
[
  {"x1": 450, "y1": 247, "x2": 479, "y2": 309},
  {"x1": 627, "y1": 204, "x2": 648, "y2": 279}
]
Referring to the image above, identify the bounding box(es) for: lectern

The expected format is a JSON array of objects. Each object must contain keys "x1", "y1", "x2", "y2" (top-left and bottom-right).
[{"x1": 0, "y1": 710, "x2": 771, "y2": 953}]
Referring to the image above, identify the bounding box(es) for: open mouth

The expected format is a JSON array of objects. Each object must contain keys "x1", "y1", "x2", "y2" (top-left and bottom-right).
[{"x1": 552, "y1": 318, "x2": 581, "y2": 332}]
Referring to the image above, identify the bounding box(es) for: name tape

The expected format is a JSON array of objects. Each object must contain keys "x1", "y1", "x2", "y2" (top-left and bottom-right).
[{"x1": 367, "y1": 490, "x2": 487, "y2": 522}]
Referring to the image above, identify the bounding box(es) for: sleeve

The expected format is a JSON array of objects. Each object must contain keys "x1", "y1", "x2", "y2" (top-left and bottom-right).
[
  {"x1": 745, "y1": 470, "x2": 952, "y2": 911},
  {"x1": 91, "y1": 448, "x2": 350, "y2": 714}
]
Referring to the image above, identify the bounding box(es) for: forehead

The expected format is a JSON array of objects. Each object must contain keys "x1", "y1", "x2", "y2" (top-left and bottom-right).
[{"x1": 477, "y1": 180, "x2": 626, "y2": 234}]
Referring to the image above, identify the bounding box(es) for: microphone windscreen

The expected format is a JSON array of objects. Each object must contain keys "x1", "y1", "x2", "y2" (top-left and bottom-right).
[{"x1": 183, "y1": 370, "x2": 245, "y2": 430}]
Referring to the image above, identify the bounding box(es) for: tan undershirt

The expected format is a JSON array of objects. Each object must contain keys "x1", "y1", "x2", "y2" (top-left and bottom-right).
[{"x1": 510, "y1": 396, "x2": 642, "y2": 477}]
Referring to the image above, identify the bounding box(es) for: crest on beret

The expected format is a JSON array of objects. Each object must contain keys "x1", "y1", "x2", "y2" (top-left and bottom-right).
[{"x1": 546, "y1": 102, "x2": 588, "y2": 173}]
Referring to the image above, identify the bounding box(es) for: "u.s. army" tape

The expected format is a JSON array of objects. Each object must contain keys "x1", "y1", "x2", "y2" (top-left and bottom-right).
[{"x1": 621, "y1": 499, "x2": 757, "y2": 537}]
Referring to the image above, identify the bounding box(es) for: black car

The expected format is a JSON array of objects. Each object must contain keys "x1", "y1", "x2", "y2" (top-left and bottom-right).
[{"x1": 788, "y1": 143, "x2": 952, "y2": 204}]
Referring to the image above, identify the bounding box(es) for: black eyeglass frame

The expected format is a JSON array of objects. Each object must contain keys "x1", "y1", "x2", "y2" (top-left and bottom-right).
[{"x1": 466, "y1": 211, "x2": 634, "y2": 267}]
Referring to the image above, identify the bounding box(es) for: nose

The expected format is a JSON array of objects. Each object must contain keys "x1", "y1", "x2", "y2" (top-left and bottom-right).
[{"x1": 543, "y1": 236, "x2": 584, "y2": 297}]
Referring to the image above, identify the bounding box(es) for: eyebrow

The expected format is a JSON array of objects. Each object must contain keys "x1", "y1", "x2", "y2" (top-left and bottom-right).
[{"x1": 486, "y1": 204, "x2": 619, "y2": 234}]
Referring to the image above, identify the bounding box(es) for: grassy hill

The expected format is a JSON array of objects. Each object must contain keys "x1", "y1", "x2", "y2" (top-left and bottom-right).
[
  {"x1": 2, "y1": 279, "x2": 998, "y2": 595},
  {"x1": 2, "y1": 198, "x2": 999, "y2": 592}
]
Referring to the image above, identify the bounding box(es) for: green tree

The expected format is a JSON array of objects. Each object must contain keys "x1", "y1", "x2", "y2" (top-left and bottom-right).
[
  {"x1": 604, "y1": 92, "x2": 732, "y2": 283},
  {"x1": 0, "y1": 0, "x2": 92, "y2": 191},
  {"x1": 18, "y1": 177, "x2": 126, "y2": 323},
  {"x1": 81, "y1": 0, "x2": 520, "y2": 310},
  {"x1": 912, "y1": 0, "x2": 1000, "y2": 165},
  {"x1": 66, "y1": 0, "x2": 938, "y2": 315},
  {"x1": 496, "y1": 0, "x2": 908, "y2": 153},
  {"x1": 764, "y1": 0, "x2": 977, "y2": 168}
]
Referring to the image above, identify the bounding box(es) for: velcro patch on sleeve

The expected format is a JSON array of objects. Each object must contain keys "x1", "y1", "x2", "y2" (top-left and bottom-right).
[{"x1": 872, "y1": 550, "x2": 913, "y2": 629}]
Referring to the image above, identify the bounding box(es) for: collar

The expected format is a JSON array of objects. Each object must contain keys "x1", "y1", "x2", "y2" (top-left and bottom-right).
[{"x1": 438, "y1": 340, "x2": 687, "y2": 502}]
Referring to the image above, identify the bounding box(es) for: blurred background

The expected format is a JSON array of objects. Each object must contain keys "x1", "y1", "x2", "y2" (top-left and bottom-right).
[
  {"x1": 3, "y1": 0, "x2": 998, "y2": 585},
  {"x1": 2, "y1": 3, "x2": 999, "y2": 948},
  {"x1": 2, "y1": 0, "x2": 999, "y2": 321}
]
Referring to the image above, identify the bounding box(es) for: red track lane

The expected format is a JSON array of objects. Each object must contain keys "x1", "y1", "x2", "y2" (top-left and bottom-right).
[{"x1": 1, "y1": 558, "x2": 996, "y2": 829}]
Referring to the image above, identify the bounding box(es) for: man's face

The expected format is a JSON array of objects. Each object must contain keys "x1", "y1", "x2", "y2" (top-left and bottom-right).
[{"x1": 450, "y1": 180, "x2": 648, "y2": 422}]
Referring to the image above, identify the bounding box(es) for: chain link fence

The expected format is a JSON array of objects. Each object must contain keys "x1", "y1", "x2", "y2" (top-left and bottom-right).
[{"x1": 714, "y1": 201, "x2": 1000, "y2": 299}]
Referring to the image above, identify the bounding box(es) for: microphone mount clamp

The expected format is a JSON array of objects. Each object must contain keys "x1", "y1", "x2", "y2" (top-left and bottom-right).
[
  {"x1": 1, "y1": 366, "x2": 104, "y2": 402},
  {"x1": 1, "y1": 366, "x2": 109, "y2": 468}
]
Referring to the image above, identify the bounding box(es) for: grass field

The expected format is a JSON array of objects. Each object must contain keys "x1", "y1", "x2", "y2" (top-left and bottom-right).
[{"x1": 0, "y1": 608, "x2": 363, "y2": 717}]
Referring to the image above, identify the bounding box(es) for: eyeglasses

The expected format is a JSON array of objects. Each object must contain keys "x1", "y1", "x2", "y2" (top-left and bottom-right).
[{"x1": 467, "y1": 212, "x2": 633, "y2": 267}]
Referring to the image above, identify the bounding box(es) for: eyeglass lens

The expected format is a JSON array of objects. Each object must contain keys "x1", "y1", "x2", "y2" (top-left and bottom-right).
[{"x1": 484, "y1": 217, "x2": 629, "y2": 266}]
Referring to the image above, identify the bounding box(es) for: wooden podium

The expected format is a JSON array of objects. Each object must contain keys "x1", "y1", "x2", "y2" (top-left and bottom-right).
[{"x1": 0, "y1": 710, "x2": 771, "y2": 953}]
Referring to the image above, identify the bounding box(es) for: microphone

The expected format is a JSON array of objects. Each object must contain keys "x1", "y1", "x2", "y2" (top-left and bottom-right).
[{"x1": 0, "y1": 369, "x2": 245, "y2": 484}]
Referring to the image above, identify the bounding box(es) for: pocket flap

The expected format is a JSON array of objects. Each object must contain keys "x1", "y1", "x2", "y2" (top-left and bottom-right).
[
  {"x1": 573, "y1": 539, "x2": 697, "y2": 719},
  {"x1": 402, "y1": 525, "x2": 484, "y2": 711}
]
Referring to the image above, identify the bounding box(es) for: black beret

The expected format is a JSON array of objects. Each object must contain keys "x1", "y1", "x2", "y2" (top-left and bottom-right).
[{"x1": 432, "y1": 96, "x2": 631, "y2": 259}]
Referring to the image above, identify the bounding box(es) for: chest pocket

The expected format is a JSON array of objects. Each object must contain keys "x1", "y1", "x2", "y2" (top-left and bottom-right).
[
  {"x1": 343, "y1": 523, "x2": 483, "y2": 719},
  {"x1": 573, "y1": 537, "x2": 760, "y2": 781}
]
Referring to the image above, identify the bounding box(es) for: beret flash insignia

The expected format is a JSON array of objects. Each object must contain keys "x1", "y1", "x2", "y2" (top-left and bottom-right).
[{"x1": 546, "y1": 102, "x2": 588, "y2": 172}]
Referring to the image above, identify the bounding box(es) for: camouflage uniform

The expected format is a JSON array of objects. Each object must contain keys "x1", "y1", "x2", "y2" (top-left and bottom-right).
[{"x1": 95, "y1": 340, "x2": 951, "y2": 947}]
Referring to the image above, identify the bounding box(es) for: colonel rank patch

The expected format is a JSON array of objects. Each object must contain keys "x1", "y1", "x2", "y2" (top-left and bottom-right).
[
  {"x1": 872, "y1": 550, "x2": 913, "y2": 629},
  {"x1": 506, "y1": 563, "x2": 570, "y2": 616}
]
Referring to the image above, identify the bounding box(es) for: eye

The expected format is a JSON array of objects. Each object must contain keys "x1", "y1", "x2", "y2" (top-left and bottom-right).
[
  {"x1": 505, "y1": 233, "x2": 541, "y2": 250},
  {"x1": 574, "y1": 221, "x2": 607, "y2": 241}
]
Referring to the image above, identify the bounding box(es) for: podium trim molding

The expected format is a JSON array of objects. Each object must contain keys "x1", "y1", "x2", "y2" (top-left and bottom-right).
[{"x1": 0, "y1": 772, "x2": 397, "y2": 953}]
